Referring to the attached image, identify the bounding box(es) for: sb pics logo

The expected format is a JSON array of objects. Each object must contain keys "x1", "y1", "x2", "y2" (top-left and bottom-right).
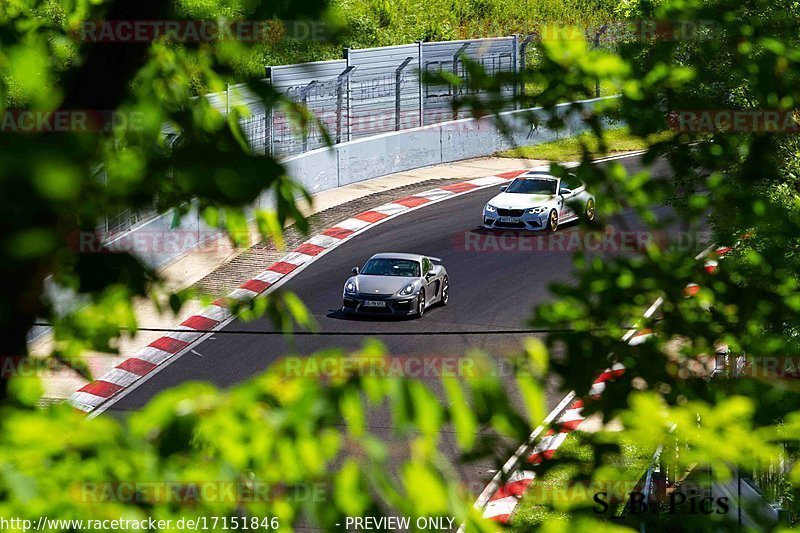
[{"x1": 594, "y1": 489, "x2": 730, "y2": 515}]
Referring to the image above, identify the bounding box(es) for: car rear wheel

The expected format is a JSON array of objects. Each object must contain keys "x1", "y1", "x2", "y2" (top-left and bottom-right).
[
  {"x1": 585, "y1": 198, "x2": 596, "y2": 222},
  {"x1": 547, "y1": 209, "x2": 559, "y2": 232},
  {"x1": 416, "y1": 289, "x2": 426, "y2": 317},
  {"x1": 440, "y1": 276, "x2": 449, "y2": 306}
]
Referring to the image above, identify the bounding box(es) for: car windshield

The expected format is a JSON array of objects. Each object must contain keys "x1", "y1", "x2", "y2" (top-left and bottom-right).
[
  {"x1": 505, "y1": 177, "x2": 557, "y2": 195},
  {"x1": 361, "y1": 258, "x2": 420, "y2": 277}
]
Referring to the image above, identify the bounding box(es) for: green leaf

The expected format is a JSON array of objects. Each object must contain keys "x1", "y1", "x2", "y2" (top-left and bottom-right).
[{"x1": 442, "y1": 376, "x2": 477, "y2": 451}]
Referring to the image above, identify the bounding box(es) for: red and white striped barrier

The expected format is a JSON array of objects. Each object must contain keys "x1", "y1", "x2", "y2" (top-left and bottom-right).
[
  {"x1": 69, "y1": 170, "x2": 531, "y2": 413},
  {"x1": 473, "y1": 244, "x2": 733, "y2": 525},
  {"x1": 478, "y1": 360, "x2": 631, "y2": 523}
]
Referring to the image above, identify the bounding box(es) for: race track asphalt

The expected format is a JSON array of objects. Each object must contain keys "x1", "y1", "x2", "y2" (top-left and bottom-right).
[{"x1": 107, "y1": 154, "x2": 686, "y2": 515}]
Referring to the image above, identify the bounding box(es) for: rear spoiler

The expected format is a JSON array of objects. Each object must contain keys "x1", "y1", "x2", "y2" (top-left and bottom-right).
[{"x1": 429, "y1": 256, "x2": 443, "y2": 263}]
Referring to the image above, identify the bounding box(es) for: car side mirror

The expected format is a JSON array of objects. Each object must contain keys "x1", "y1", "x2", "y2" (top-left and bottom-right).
[
  {"x1": 351, "y1": 267, "x2": 359, "y2": 275},
  {"x1": 499, "y1": 185, "x2": 507, "y2": 192},
  {"x1": 559, "y1": 188, "x2": 570, "y2": 196}
]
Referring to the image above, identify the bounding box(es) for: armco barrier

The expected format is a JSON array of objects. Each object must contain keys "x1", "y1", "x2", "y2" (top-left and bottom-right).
[{"x1": 110, "y1": 96, "x2": 620, "y2": 269}]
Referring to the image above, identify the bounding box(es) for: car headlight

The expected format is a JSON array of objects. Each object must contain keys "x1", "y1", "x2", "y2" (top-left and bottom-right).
[
  {"x1": 345, "y1": 281, "x2": 356, "y2": 294},
  {"x1": 485, "y1": 204, "x2": 497, "y2": 212},
  {"x1": 528, "y1": 206, "x2": 547, "y2": 214},
  {"x1": 399, "y1": 283, "x2": 415, "y2": 295}
]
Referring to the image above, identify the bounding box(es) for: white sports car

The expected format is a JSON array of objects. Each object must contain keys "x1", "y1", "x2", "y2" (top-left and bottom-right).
[{"x1": 482, "y1": 171, "x2": 596, "y2": 231}]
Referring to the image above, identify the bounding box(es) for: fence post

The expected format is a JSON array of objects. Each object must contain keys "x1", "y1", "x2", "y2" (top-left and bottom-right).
[
  {"x1": 343, "y1": 47, "x2": 353, "y2": 142},
  {"x1": 264, "y1": 67, "x2": 273, "y2": 156},
  {"x1": 301, "y1": 90, "x2": 308, "y2": 153},
  {"x1": 519, "y1": 34, "x2": 535, "y2": 105},
  {"x1": 336, "y1": 66, "x2": 356, "y2": 144},
  {"x1": 511, "y1": 34, "x2": 519, "y2": 110},
  {"x1": 395, "y1": 57, "x2": 413, "y2": 131},
  {"x1": 452, "y1": 43, "x2": 470, "y2": 120},
  {"x1": 417, "y1": 41, "x2": 424, "y2": 127},
  {"x1": 225, "y1": 83, "x2": 230, "y2": 115},
  {"x1": 593, "y1": 25, "x2": 609, "y2": 98},
  {"x1": 336, "y1": 69, "x2": 344, "y2": 144},
  {"x1": 298, "y1": 80, "x2": 318, "y2": 153}
]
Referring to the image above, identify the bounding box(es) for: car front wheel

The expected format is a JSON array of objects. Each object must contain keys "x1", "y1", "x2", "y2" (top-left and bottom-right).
[
  {"x1": 440, "y1": 276, "x2": 449, "y2": 306},
  {"x1": 416, "y1": 289, "x2": 426, "y2": 317},
  {"x1": 585, "y1": 198, "x2": 596, "y2": 222},
  {"x1": 547, "y1": 209, "x2": 559, "y2": 232}
]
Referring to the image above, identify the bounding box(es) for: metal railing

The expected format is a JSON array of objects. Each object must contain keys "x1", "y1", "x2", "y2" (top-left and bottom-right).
[
  {"x1": 103, "y1": 29, "x2": 616, "y2": 235},
  {"x1": 203, "y1": 29, "x2": 615, "y2": 159}
]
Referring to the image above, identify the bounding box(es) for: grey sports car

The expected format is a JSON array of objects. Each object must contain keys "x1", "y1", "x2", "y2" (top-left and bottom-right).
[{"x1": 342, "y1": 253, "x2": 449, "y2": 317}]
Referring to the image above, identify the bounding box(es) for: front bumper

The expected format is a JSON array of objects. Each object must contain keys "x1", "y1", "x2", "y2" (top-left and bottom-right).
[
  {"x1": 483, "y1": 210, "x2": 548, "y2": 230},
  {"x1": 342, "y1": 292, "x2": 420, "y2": 315}
]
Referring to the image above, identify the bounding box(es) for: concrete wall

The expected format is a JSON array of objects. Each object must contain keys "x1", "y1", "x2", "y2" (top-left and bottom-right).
[
  {"x1": 28, "y1": 95, "x2": 619, "y2": 342},
  {"x1": 280, "y1": 95, "x2": 616, "y2": 194},
  {"x1": 127, "y1": 95, "x2": 620, "y2": 269}
]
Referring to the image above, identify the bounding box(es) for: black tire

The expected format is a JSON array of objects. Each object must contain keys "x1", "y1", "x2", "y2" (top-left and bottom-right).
[
  {"x1": 440, "y1": 276, "x2": 449, "y2": 306},
  {"x1": 416, "y1": 288, "x2": 426, "y2": 317},
  {"x1": 585, "y1": 198, "x2": 596, "y2": 222},
  {"x1": 547, "y1": 209, "x2": 559, "y2": 232}
]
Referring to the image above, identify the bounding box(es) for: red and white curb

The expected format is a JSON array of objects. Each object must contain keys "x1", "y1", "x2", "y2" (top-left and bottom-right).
[
  {"x1": 473, "y1": 334, "x2": 650, "y2": 524},
  {"x1": 69, "y1": 169, "x2": 533, "y2": 414},
  {"x1": 469, "y1": 244, "x2": 733, "y2": 525}
]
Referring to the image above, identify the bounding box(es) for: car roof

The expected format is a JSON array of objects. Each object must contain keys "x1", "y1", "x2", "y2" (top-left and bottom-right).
[
  {"x1": 520, "y1": 171, "x2": 583, "y2": 184},
  {"x1": 369, "y1": 252, "x2": 425, "y2": 261},
  {"x1": 521, "y1": 171, "x2": 558, "y2": 179}
]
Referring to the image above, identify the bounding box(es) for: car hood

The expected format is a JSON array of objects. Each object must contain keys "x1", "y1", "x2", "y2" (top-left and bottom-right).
[
  {"x1": 488, "y1": 192, "x2": 554, "y2": 209},
  {"x1": 355, "y1": 275, "x2": 416, "y2": 295}
]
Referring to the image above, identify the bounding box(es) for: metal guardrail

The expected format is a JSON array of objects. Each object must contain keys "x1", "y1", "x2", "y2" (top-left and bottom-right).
[
  {"x1": 97, "y1": 97, "x2": 616, "y2": 270},
  {"x1": 201, "y1": 30, "x2": 614, "y2": 160},
  {"x1": 103, "y1": 29, "x2": 615, "y2": 239},
  {"x1": 257, "y1": 37, "x2": 519, "y2": 158}
]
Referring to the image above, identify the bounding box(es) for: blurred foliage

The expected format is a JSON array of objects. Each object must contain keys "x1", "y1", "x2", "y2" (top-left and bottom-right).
[
  {"x1": 1, "y1": 342, "x2": 550, "y2": 532},
  {"x1": 3, "y1": 0, "x2": 800, "y2": 531},
  {"x1": 496, "y1": 126, "x2": 672, "y2": 161},
  {"x1": 0, "y1": 0, "x2": 321, "y2": 369},
  {"x1": 425, "y1": 0, "x2": 800, "y2": 529},
  {"x1": 187, "y1": 0, "x2": 625, "y2": 90}
]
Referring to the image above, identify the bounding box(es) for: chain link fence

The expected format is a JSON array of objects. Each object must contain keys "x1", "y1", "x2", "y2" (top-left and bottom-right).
[
  {"x1": 204, "y1": 31, "x2": 616, "y2": 160},
  {"x1": 104, "y1": 30, "x2": 616, "y2": 235}
]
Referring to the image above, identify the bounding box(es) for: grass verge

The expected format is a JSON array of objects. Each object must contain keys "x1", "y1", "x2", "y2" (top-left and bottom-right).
[
  {"x1": 510, "y1": 431, "x2": 653, "y2": 530},
  {"x1": 497, "y1": 127, "x2": 672, "y2": 161}
]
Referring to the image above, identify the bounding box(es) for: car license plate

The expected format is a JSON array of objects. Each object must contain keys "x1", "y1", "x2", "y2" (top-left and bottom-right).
[
  {"x1": 500, "y1": 216, "x2": 520, "y2": 223},
  {"x1": 363, "y1": 300, "x2": 386, "y2": 307}
]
